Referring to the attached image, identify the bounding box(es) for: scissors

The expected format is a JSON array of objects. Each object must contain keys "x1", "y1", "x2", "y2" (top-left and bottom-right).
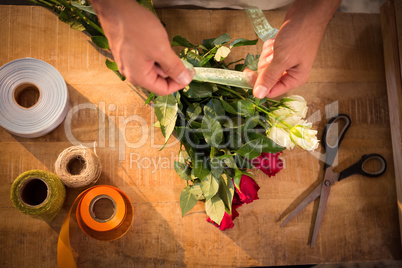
[{"x1": 280, "y1": 114, "x2": 387, "y2": 247}]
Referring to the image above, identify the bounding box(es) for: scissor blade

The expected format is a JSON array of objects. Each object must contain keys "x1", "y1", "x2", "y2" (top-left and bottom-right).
[
  {"x1": 280, "y1": 183, "x2": 322, "y2": 227},
  {"x1": 310, "y1": 168, "x2": 338, "y2": 247}
]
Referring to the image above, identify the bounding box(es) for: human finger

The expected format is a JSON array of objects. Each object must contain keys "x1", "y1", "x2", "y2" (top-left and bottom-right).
[
  {"x1": 243, "y1": 68, "x2": 257, "y2": 87},
  {"x1": 266, "y1": 70, "x2": 308, "y2": 98},
  {"x1": 258, "y1": 41, "x2": 274, "y2": 70},
  {"x1": 156, "y1": 46, "x2": 194, "y2": 87},
  {"x1": 253, "y1": 58, "x2": 287, "y2": 99},
  {"x1": 140, "y1": 68, "x2": 186, "y2": 96}
]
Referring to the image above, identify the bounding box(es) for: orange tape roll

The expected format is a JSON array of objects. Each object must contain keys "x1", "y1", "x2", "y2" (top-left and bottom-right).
[{"x1": 57, "y1": 185, "x2": 133, "y2": 268}]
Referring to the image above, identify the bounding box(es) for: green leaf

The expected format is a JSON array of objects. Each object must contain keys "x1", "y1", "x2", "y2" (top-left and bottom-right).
[
  {"x1": 199, "y1": 54, "x2": 214, "y2": 67},
  {"x1": 201, "y1": 115, "x2": 223, "y2": 147},
  {"x1": 144, "y1": 92, "x2": 155, "y2": 105},
  {"x1": 226, "y1": 130, "x2": 242, "y2": 151},
  {"x1": 218, "y1": 173, "x2": 234, "y2": 214},
  {"x1": 180, "y1": 186, "x2": 198, "y2": 217},
  {"x1": 186, "y1": 102, "x2": 202, "y2": 120},
  {"x1": 174, "y1": 161, "x2": 192, "y2": 181},
  {"x1": 220, "y1": 99, "x2": 238, "y2": 115},
  {"x1": 235, "y1": 63, "x2": 245, "y2": 71},
  {"x1": 105, "y1": 59, "x2": 119, "y2": 71},
  {"x1": 58, "y1": 10, "x2": 85, "y2": 32},
  {"x1": 205, "y1": 195, "x2": 225, "y2": 225},
  {"x1": 232, "y1": 99, "x2": 255, "y2": 116},
  {"x1": 172, "y1": 35, "x2": 196, "y2": 47},
  {"x1": 105, "y1": 59, "x2": 126, "y2": 81},
  {"x1": 213, "y1": 33, "x2": 231, "y2": 46},
  {"x1": 186, "y1": 51, "x2": 203, "y2": 67},
  {"x1": 189, "y1": 183, "x2": 204, "y2": 200},
  {"x1": 181, "y1": 129, "x2": 201, "y2": 146},
  {"x1": 137, "y1": 0, "x2": 158, "y2": 15},
  {"x1": 204, "y1": 99, "x2": 225, "y2": 118},
  {"x1": 154, "y1": 95, "x2": 178, "y2": 145},
  {"x1": 243, "y1": 115, "x2": 260, "y2": 130},
  {"x1": 226, "y1": 58, "x2": 245, "y2": 68},
  {"x1": 244, "y1": 54, "x2": 260, "y2": 71},
  {"x1": 211, "y1": 157, "x2": 224, "y2": 179},
  {"x1": 184, "y1": 82, "x2": 214, "y2": 98},
  {"x1": 217, "y1": 154, "x2": 235, "y2": 160},
  {"x1": 223, "y1": 156, "x2": 236, "y2": 169},
  {"x1": 247, "y1": 132, "x2": 285, "y2": 153},
  {"x1": 236, "y1": 138, "x2": 263, "y2": 160},
  {"x1": 193, "y1": 152, "x2": 210, "y2": 180},
  {"x1": 201, "y1": 173, "x2": 220, "y2": 200},
  {"x1": 201, "y1": 38, "x2": 216, "y2": 50},
  {"x1": 230, "y1": 38, "x2": 258, "y2": 48},
  {"x1": 91, "y1": 36, "x2": 109, "y2": 49},
  {"x1": 175, "y1": 91, "x2": 183, "y2": 110},
  {"x1": 234, "y1": 154, "x2": 255, "y2": 169},
  {"x1": 70, "y1": 2, "x2": 97, "y2": 15},
  {"x1": 234, "y1": 168, "x2": 243, "y2": 190}
]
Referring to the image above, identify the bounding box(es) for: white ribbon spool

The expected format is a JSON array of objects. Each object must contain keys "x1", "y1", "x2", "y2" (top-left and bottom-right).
[{"x1": 0, "y1": 58, "x2": 69, "y2": 138}]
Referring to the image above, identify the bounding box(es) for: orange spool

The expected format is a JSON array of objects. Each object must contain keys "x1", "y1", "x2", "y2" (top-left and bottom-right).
[{"x1": 57, "y1": 185, "x2": 133, "y2": 268}]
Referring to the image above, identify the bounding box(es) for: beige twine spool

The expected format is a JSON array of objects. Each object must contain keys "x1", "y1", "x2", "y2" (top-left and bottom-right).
[{"x1": 55, "y1": 145, "x2": 102, "y2": 188}]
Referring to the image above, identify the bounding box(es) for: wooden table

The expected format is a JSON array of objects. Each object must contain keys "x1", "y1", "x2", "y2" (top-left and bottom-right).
[{"x1": 0, "y1": 5, "x2": 401, "y2": 267}]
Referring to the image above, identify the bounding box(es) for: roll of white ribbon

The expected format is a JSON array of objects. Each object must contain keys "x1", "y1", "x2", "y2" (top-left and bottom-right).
[{"x1": 0, "y1": 58, "x2": 69, "y2": 138}]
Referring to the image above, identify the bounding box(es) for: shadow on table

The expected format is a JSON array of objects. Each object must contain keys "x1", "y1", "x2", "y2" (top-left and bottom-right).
[{"x1": 12, "y1": 83, "x2": 185, "y2": 267}]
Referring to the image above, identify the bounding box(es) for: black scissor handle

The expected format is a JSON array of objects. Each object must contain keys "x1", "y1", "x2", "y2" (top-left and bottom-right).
[
  {"x1": 322, "y1": 114, "x2": 351, "y2": 169},
  {"x1": 338, "y1": 154, "x2": 387, "y2": 181}
]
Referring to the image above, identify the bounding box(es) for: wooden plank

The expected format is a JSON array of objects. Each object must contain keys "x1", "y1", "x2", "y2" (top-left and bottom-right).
[
  {"x1": 381, "y1": 0, "x2": 402, "y2": 247},
  {"x1": 395, "y1": 0, "x2": 402, "y2": 80},
  {"x1": 0, "y1": 5, "x2": 401, "y2": 267}
]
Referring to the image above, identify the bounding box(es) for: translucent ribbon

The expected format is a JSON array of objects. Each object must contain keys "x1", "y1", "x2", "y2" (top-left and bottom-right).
[
  {"x1": 183, "y1": 8, "x2": 278, "y2": 89},
  {"x1": 245, "y1": 8, "x2": 278, "y2": 41}
]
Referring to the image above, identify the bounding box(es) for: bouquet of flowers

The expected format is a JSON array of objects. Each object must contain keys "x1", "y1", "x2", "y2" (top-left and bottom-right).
[
  {"x1": 28, "y1": 0, "x2": 318, "y2": 230},
  {"x1": 149, "y1": 33, "x2": 318, "y2": 229}
]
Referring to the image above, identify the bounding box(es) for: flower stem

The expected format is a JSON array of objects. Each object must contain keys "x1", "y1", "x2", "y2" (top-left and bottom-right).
[
  {"x1": 27, "y1": 0, "x2": 54, "y2": 8},
  {"x1": 217, "y1": 84, "x2": 293, "y2": 130},
  {"x1": 254, "y1": 105, "x2": 293, "y2": 129},
  {"x1": 216, "y1": 85, "x2": 245, "y2": 100},
  {"x1": 57, "y1": 0, "x2": 105, "y2": 36}
]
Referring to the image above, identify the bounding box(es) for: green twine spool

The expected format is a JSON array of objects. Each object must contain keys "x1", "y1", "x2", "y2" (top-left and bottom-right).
[{"x1": 10, "y1": 170, "x2": 66, "y2": 221}]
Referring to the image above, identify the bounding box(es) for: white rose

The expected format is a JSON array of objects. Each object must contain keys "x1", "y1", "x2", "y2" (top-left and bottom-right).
[
  {"x1": 289, "y1": 124, "x2": 319, "y2": 151},
  {"x1": 284, "y1": 95, "x2": 308, "y2": 118},
  {"x1": 268, "y1": 125, "x2": 294, "y2": 150}
]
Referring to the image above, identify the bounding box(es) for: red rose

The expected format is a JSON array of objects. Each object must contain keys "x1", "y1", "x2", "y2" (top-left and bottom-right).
[
  {"x1": 235, "y1": 175, "x2": 260, "y2": 204},
  {"x1": 207, "y1": 212, "x2": 234, "y2": 230},
  {"x1": 206, "y1": 175, "x2": 261, "y2": 230},
  {"x1": 251, "y1": 152, "x2": 283, "y2": 177},
  {"x1": 206, "y1": 205, "x2": 242, "y2": 231}
]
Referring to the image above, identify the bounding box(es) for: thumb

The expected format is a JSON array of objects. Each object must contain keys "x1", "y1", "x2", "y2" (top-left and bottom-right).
[
  {"x1": 157, "y1": 48, "x2": 194, "y2": 86},
  {"x1": 253, "y1": 58, "x2": 286, "y2": 99}
]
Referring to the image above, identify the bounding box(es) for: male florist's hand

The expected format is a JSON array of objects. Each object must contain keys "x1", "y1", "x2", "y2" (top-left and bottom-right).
[
  {"x1": 90, "y1": 0, "x2": 193, "y2": 96},
  {"x1": 249, "y1": 0, "x2": 341, "y2": 99}
]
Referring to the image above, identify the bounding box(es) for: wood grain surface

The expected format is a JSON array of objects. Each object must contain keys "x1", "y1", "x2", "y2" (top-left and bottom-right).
[
  {"x1": 0, "y1": 5, "x2": 401, "y2": 267},
  {"x1": 381, "y1": 0, "x2": 402, "y2": 248}
]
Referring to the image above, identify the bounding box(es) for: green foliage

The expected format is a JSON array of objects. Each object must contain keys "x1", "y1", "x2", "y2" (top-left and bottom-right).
[
  {"x1": 180, "y1": 186, "x2": 198, "y2": 217},
  {"x1": 158, "y1": 33, "x2": 286, "y2": 224},
  {"x1": 58, "y1": 10, "x2": 85, "y2": 31},
  {"x1": 205, "y1": 195, "x2": 225, "y2": 225},
  {"x1": 154, "y1": 95, "x2": 178, "y2": 148},
  {"x1": 29, "y1": 0, "x2": 156, "y2": 81},
  {"x1": 91, "y1": 36, "x2": 109, "y2": 49},
  {"x1": 105, "y1": 59, "x2": 126, "y2": 81},
  {"x1": 172, "y1": 35, "x2": 196, "y2": 48},
  {"x1": 230, "y1": 38, "x2": 258, "y2": 48}
]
